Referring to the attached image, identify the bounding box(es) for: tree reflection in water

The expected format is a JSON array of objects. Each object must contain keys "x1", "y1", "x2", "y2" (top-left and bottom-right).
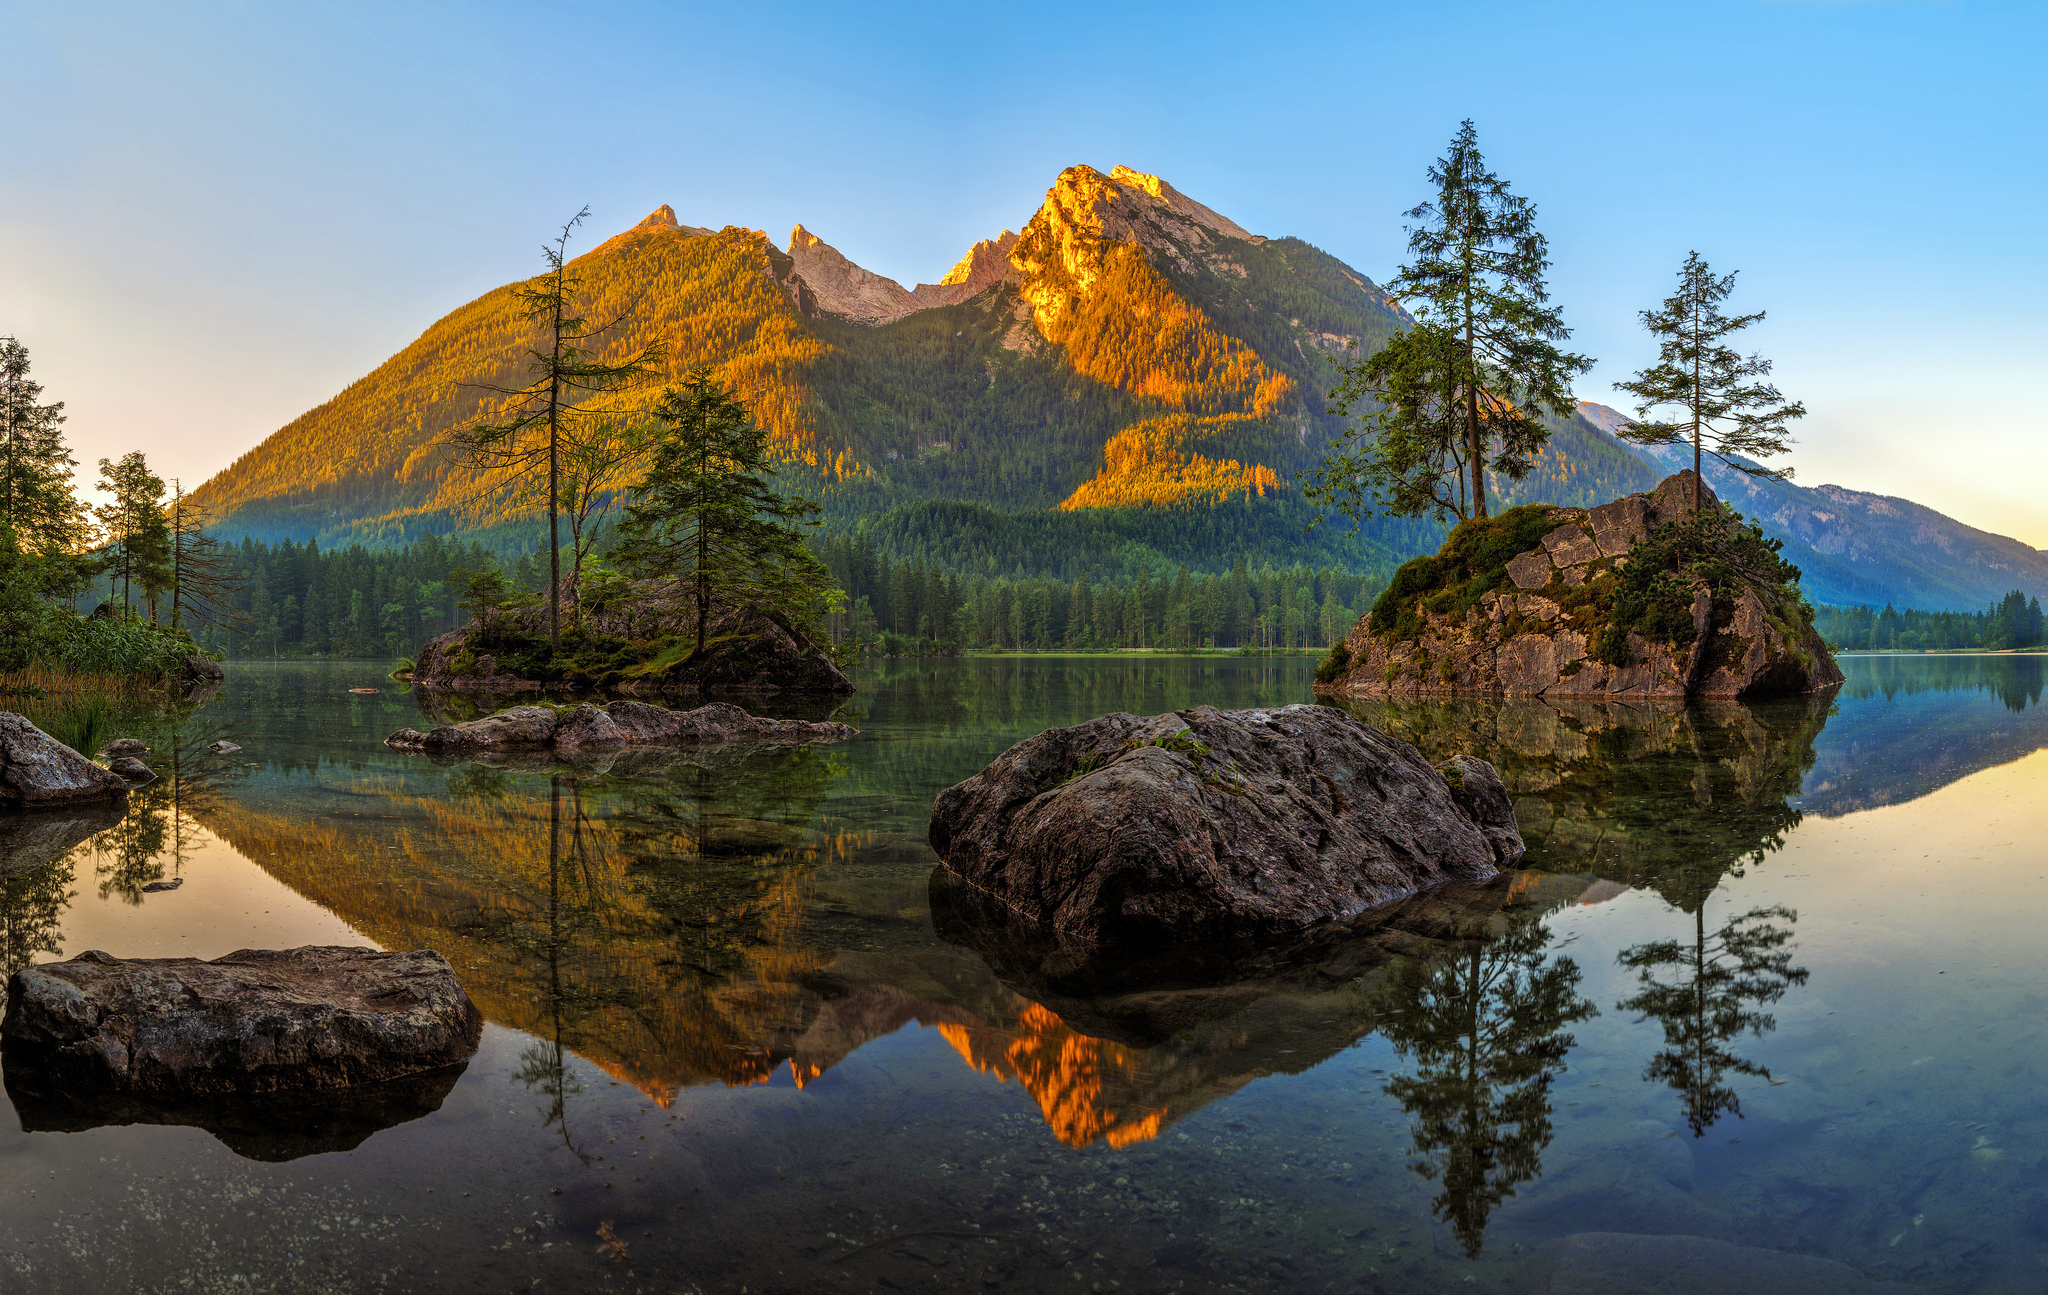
[
  {"x1": 1616, "y1": 904, "x2": 1807, "y2": 1137},
  {"x1": 512, "y1": 776, "x2": 607, "y2": 1165},
  {"x1": 1, "y1": 690, "x2": 241, "y2": 974},
  {"x1": 1360, "y1": 918, "x2": 1597, "y2": 1258}
]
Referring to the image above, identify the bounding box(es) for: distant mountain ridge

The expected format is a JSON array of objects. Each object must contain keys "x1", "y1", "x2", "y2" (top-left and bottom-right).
[
  {"x1": 191, "y1": 167, "x2": 2040, "y2": 611},
  {"x1": 1576, "y1": 402, "x2": 2048, "y2": 610}
]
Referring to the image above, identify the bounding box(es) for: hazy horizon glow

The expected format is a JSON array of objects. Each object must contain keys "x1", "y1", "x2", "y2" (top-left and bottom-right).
[{"x1": 3, "y1": 0, "x2": 2043, "y2": 550}]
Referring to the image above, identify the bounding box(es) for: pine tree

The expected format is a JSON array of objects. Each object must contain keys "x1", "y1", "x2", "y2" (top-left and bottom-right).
[
  {"x1": 1380, "y1": 121, "x2": 1590, "y2": 519},
  {"x1": 165, "y1": 481, "x2": 249, "y2": 636},
  {"x1": 94, "y1": 453, "x2": 170, "y2": 617},
  {"x1": 610, "y1": 370, "x2": 840, "y2": 658},
  {"x1": 0, "y1": 337, "x2": 87, "y2": 551},
  {"x1": 448, "y1": 209, "x2": 667, "y2": 650},
  {"x1": 1613, "y1": 252, "x2": 1805, "y2": 511},
  {"x1": 1311, "y1": 318, "x2": 1476, "y2": 525}
]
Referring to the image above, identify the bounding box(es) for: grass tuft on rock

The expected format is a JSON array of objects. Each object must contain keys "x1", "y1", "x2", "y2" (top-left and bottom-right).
[{"x1": 1368, "y1": 506, "x2": 1563, "y2": 640}]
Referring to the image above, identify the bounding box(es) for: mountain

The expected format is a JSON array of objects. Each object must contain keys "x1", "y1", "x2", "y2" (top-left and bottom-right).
[
  {"x1": 193, "y1": 165, "x2": 2041, "y2": 609},
  {"x1": 190, "y1": 165, "x2": 1656, "y2": 575},
  {"x1": 1576, "y1": 403, "x2": 2048, "y2": 610}
]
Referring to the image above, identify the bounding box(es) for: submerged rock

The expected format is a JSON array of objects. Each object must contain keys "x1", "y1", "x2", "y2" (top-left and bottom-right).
[
  {"x1": 100, "y1": 738, "x2": 148, "y2": 758},
  {"x1": 0, "y1": 713, "x2": 131, "y2": 809},
  {"x1": 385, "y1": 700, "x2": 855, "y2": 756},
  {"x1": 1539, "y1": 1232, "x2": 1918, "y2": 1294},
  {"x1": 928, "y1": 704, "x2": 1523, "y2": 947},
  {"x1": 1, "y1": 946, "x2": 483, "y2": 1095},
  {"x1": 1316, "y1": 472, "x2": 1843, "y2": 702},
  {"x1": 208, "y1": 740, "x2": 242, "y2": 755}
]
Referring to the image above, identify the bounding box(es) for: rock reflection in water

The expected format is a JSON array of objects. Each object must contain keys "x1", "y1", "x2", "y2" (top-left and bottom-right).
[
  {"x1": 934, "y1": 861, "x2": 1598, "y2": 1212},
  {"x1": 1333, "y1": 693, "x2": 1825, "y2": 911},
  {"x1": 3, "y1": 1061, "x2": 466, "y2": 1162},
  {"x1": 1, "y1": 695, "x2": 247, "y2": 979}
]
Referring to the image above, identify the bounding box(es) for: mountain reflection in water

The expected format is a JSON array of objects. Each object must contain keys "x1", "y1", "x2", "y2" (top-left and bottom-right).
[{"x1": 5, "y1": 655, "x2": 2048, "y2": 1291}]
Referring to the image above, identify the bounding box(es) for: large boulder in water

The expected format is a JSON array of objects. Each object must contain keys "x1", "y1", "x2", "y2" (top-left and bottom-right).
[
  {"x1": 0, "y1": 713, "x2": 131, "y2": 809},
  {"x1": 928, "y1": 704, "x2": 1523, "y2": 948},
  {"x1": 0, "y1": 946, "x2": 483, "y2": 1095}
]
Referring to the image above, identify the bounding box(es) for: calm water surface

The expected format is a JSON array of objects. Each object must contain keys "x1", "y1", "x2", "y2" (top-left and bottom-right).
[{"x1": 1, "y1": 654, "x2": 2044, "y2": 1293}]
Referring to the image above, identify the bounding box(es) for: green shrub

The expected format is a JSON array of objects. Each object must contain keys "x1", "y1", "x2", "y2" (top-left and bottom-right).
[
  {"x1": 1368, "y1": 506, "x2": 1561, "y2": 640},
  {"x1": 1315, "y1": 639, "x2": 1353, "y2": 684},
  {"x1": 46, "y1": 692, "x2": 112, "y2": 756}
]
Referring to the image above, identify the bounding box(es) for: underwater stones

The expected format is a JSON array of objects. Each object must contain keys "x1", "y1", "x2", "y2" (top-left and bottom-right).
[
  {"x1": 1, "y1": 946, "x2": 483, "y2": 1096},
  {"x1": 0, "y1": 713, "x2": 131, "y2": 808},
  {"x1": 928, "y1": 704, "x2": 1523, "y2": 948},
  {"x1": 385, "y1": 700, "x2": 855, "y2": 757},
  {"x1": 1540, "y1": 1232, "x2": 1919, "y2": 1294}
]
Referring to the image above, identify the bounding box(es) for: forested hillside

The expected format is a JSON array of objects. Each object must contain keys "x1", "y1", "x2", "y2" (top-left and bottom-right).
[{"x1": 192, "y1": 166, "x2": 1656, "y2": 581}]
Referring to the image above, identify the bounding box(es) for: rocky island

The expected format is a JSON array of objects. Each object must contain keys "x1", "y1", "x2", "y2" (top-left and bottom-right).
[
  {"x1": 1315, "y1": 472, "x2": 1843, "y2": 701},
  {"x1": 407, "y1": 590, "x2": 853, "y2": 698},
  {"x1": 386, "y1": 699, "x2": 856, "y2": 756}
]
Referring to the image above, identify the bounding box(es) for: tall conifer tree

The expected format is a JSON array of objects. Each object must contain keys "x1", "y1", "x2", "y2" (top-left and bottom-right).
[
  {"x1": 94, "y1": 453, "x2": 170, "y2": 617},
  {"x1": 1613, "y1": 252, "x2": 1805, "y2": 511},
  {"x1": 610, "y1": 370, "x2": 838, "y2": 659},
  {"x1": 450, "y1": 208, "x2": 667, "y2": 650},
  {"x1": 0, "y1": 337, "x2": 86, "y2": 551},
  {"x1": 1387, "y1": 121, "x2": 1590, "y2": 519}
]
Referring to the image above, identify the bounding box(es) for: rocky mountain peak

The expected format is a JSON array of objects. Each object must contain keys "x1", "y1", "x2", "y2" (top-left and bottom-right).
[
  {"x1": 1107, "y1": 166, "x2": 1259, "y2": 242},
  {"x1": 782, "y1": 225, "x2": 920, "y2": 325},
  {"x1": 634, "y1": 205, "x2": 680, "y2": 232}
]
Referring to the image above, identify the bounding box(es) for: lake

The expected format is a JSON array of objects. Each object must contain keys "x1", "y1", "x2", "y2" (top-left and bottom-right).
[{"x1": 2, "y1": 653, "x2": 2044, "y2": 1293}]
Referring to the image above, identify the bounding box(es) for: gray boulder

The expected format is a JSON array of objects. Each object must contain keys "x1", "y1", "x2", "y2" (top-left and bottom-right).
[
  {"x1": 0, "y1": 713, "x2": 131, "y2": 808},
  {"x1": 928, "y1": 704, "x2": 1523, "y2": 948},
  {"x1": 100, "y1": 738, "x2": 148, "y2": 758},
  {"x1": 107, "y1": 756, "x2": 155, "y2": 784},
  {"x1": 181, "y1": 654, "x2": 226, "y2": 687},
  {"x1": 386, "y1": 700, "x2": 855, "y2": 756},
  {"x1": 1, "y1": 946, "x2": 483, "y2": 1095}
]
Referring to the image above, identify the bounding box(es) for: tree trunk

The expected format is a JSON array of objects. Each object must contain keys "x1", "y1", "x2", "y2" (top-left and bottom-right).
[
  {"x1": 1466, "y1": 303, "x2": 1486, "y2": 519},
  {"x1": 546, "y1": 352, "x2": 562, "y2": 654},
  {"x1": 1691, "y1": 308, "x2": 1703, "y2": 513}
]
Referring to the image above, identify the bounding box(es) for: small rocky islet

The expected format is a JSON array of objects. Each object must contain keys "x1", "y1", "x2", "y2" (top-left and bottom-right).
[{"x1": 1315, "y1": 471, "x2": 1843, "y2": 701}]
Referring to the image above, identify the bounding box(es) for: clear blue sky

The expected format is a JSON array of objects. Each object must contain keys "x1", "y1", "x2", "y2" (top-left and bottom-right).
[{"x1": 4, "y1": 0, "x2": 2043, "y2": 545}]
